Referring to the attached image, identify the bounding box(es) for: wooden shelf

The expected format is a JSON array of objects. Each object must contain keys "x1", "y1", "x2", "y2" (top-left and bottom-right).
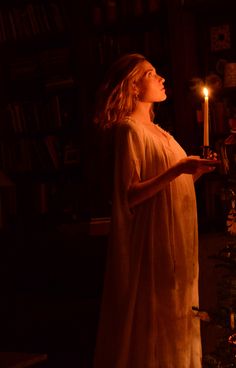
[{"x1": 0, "y1": 353, "x2": 47, "y2": 368}]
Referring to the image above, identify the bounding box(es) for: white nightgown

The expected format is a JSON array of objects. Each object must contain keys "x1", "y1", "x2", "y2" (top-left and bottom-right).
[{"x1": 93, "y1": 118, "x2": 202, "y2": 368}]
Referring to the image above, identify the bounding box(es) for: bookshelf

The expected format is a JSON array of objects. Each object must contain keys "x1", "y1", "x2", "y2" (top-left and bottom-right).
[
  {"x1": 0, "y1": 0, "x2": 83, "y2": 228},
  {"x1": 0, "y1": 0, "x2": 180, "y2": 359}
]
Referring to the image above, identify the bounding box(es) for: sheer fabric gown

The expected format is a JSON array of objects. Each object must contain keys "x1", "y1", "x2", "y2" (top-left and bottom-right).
[{"x1": 93, "y1": 118, "x2": 202, "y2": 368}]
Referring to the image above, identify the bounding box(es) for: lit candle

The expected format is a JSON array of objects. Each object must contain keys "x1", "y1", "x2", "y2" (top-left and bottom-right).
[{"x1": 203, "y1": 87, "x2": 209, "y2": 146}]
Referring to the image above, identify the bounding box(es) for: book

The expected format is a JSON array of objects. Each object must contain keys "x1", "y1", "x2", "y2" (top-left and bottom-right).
[{"x1": 44, "y1": 135, "x2": 61, "y2": 169}]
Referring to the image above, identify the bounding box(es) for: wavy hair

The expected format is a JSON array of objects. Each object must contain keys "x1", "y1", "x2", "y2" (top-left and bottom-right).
[{"x1": 94, "y1": 53, "x2": 154, "y2": 128}]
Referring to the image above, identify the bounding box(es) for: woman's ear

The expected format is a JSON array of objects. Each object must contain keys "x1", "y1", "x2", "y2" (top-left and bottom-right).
[{"x1": 132, "y1": 81, "x2": 139, "y2": 98}]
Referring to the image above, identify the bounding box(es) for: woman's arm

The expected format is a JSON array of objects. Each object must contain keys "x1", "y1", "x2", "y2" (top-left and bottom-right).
[{"x1": 128, "y1": 157, "x2": 218, "y2": 209}]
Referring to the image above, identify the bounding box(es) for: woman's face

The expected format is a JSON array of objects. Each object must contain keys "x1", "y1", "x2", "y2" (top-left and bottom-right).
[{"x1": 136, "y1": 61, "x2": 166, "y2": 103}]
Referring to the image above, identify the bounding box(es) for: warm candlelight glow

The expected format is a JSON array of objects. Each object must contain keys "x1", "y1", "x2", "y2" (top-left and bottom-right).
[
  {"x1": 203, "y1": 87, "x2": 209, "y2": 147},
  {"x1": 203, "y1": 87, "x2": 208, "y2": 98}
]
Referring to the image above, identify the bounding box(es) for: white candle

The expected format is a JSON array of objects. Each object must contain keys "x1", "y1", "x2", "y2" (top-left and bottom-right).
[{"x1": 203, "y1": 87, "x2": 209, "y2": 146}]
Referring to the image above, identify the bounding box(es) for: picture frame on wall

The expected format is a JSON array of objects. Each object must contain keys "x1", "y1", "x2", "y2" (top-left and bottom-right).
[{"x1": 210, "y1": 24, "x2": 231, "y2": 52}]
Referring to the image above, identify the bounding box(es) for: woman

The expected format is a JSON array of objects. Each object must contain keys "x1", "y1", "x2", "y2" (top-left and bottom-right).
[{"x1": 93, "y1": 53, "x2": 218, "y2": 368}]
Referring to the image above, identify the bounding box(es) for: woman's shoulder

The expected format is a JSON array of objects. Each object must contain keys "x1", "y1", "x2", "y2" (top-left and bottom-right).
[
  {"x1": 115, "y1": 117, "x2": 141, "y2": 134},
  {"x1": 114, "y1": 118, "x2": 144, "y2": 144},
  {"x1": 115, "y1": 119, "x2": 142, "y2": 136}
]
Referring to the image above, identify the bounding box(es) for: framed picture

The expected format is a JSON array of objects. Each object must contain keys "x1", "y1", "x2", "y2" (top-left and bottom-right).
[{"x1": 210, "y1": 24, "x2": 231, "y2": 52}]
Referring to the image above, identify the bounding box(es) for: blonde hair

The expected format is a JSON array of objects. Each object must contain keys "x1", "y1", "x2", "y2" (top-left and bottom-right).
[{"x1": 94, "y1": 53, "x2": 154, "y2": 128}]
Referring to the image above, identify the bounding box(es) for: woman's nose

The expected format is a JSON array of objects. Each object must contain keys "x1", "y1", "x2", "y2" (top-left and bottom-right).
[{"x1": 157, "y1": 74, "x2": 164, "y2": 83}]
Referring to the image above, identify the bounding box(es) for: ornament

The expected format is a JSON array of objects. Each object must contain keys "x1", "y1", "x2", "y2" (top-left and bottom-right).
[{"x1": 227, "y1": 198, "x2": 236, "y2": 235}]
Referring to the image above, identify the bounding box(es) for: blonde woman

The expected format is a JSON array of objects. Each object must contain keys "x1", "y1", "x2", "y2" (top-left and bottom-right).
[{"x1": 93, "y1": 53, "x2": 218, "y2": 368}]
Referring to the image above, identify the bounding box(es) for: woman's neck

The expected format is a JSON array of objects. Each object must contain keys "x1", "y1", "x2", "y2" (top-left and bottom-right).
[{"x1": 130, "y1": 103, "x2": 153, "y2": 125}]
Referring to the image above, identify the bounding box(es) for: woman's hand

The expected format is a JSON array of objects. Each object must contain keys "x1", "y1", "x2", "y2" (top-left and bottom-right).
[
  {"x1": 177, "y1": 155, "x2": 220, "y2": 182},
  {"x1": 178, "y1": 156, "x2": 220, "y2": 176}
]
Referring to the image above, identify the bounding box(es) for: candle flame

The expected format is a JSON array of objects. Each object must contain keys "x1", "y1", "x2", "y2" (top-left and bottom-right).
[{"x1": 203, "y1": 87, "x2": 208, "y2": 97}]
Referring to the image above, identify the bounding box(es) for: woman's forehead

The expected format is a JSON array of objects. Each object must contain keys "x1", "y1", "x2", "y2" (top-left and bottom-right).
[
  {"x1": 141, "y1": 60, "x2": 154, "y2": 71},
  {"x1": 137, "y1": 60, "x2": 155, "y2": 78}
]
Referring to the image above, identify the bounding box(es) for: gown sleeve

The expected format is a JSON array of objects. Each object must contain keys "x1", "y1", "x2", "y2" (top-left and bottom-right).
[{"x1": 113, "y1": 121, "x2": 144, "y2": 218}]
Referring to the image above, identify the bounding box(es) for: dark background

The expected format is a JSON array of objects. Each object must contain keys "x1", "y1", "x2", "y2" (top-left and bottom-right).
[{"x1": 0, "y1": 0, "x2": 236, "y2": 366}]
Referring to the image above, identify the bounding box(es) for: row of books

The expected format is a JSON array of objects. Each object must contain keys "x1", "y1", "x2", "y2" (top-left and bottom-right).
[
  {"x1": 9, "y1": 48, "x2": 72, "y2": 81},
  {"x1": 7, "y1": 48, "x2": 76, "y2": 94},
  {"x1": 0, "y1": 136, "x2": 62, "y2": 172},
  {"x1": 2, "y1": 88, "x2": 78, "y2": 133},
  {"x1": 90, "y1": 28, "x2": 165, "y2": 66},
  {"x1": 18, "y1": 181, "x2": 59, "y2": 215},
  {"x1": 16, "y1": 178, "x2": 83, "y2": 216},
  {"x1": 0, "y1": 0, "x2": 65, "y2": 43},
  {"x1": 92, "y1": 0, "x2": 161, "y2": 26},
  {"x1": 4, "y1": 96, "x2": 63, "y2": 134},
  {"x1": 0, "y1": 135, "x2": 81, "y2": 173}
]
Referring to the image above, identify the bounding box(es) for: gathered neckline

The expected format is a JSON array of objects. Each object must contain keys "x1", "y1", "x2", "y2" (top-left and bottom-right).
[{"x1": 124, "y1": 116, "x2": 171, "y2": 141}]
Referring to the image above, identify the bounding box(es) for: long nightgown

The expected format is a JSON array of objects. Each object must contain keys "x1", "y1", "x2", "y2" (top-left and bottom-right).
[{"x1": 93, "y1": 117, "x2": 202, "y2": 368}]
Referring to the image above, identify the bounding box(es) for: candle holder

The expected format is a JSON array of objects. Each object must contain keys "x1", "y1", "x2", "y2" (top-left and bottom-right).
[{"x1": 202, "y1": 145, "x2": 211, "y2": 159}]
